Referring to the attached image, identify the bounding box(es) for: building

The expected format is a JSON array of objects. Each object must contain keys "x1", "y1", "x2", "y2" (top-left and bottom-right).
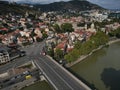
[
  {"x1": 0, "y1": 48, "x2": 10, "y2": 64},
  {"x1": 0, "y1": 43, "x2": 25, "y2": 64},
  {"x1": 0, "y1": 43, "x2": 11, "y2": 64}
]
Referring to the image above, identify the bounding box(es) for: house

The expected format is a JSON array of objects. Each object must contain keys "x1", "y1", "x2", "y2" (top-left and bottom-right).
[
  {"x1": 45, "y1": 37, "x2": 57, "y2": 50},
  {"x1": 55, "y1": 39, "x2": 73, "y2": 53},
  {"x1": 0, "y1": 44, "x2": 10, "y2": 64},
  {"x1": 0, "y1": 51, "x2": 10, "y2": 64},
  {"x1": 34, "y1": 27, "x2": 43, "y2": 38}
]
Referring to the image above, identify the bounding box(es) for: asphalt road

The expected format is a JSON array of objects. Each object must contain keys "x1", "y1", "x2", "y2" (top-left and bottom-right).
[
  {"x1": 0, "y1": 42, "x2": 44, "y2": 74},
  {"x1": 0, "y1": 41, "x2": 91, "y2": 90},
  {"x1": 34, "y1": 55, "x2": 91, "y2": 90}
]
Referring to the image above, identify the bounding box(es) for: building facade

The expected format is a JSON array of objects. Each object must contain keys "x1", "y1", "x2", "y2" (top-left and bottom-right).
[{"x1": 0, "y1": 50, "x2": 10, "y2": 64}]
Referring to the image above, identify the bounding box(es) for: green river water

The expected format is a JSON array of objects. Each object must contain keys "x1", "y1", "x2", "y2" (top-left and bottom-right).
[
  {"x1": 22, "y1": 42, "x2": 120, "y2": 90},
  {"x1": 71, "y1": 42, "x2": 120, "y2": 90}
]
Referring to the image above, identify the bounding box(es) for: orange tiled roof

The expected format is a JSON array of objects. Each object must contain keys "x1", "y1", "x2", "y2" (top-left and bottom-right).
[
  {"x1": 56, "y1": 40, "x2": 67, "y2": 49},
  {"x1": 0, "y1": 28, "x2": 8, "y2": 31}
]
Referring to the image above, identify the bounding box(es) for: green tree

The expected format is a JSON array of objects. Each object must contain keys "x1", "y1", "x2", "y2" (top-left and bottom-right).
[
  {"x1": 77, "y1": 22, "x2": 85, "y2": 27},
  {"x1": 108, "y1": 31, "x2": 116, "y2": 37},
  {"x1": 47, "y1": 48, "x2": 54, "y2": 57},
  {"x1": 53, "y1": 24, "x2": 61, "y2": 33},
  {"x1": 64, "y1": 31, "x2": 109, "y2": 63},
  {"x1": 108, "y1": 27, "x2": 120, "y2": 38},
  {"x1": 115, "y1": 28, "x2": 120, "y2": 38},
  {"x1": 91, "y1": 31, "x2": 109, "y2": 46},
  {"x1": 61, "y1": 23, "x2": 74, "y2": 33},
  {"x1": 74, "y1": 41, "x2": 82, "y2": 49},
  {"x1": 30, "y1": 30, "x2": 37, "y2": 37},
  {"x1": 54, "y1": 48, "x2": 63, "y2": 60},
  {"x1": 36, "y1": 37, "x2": 43, "y2": 42},
  {"x1": 64, "y1": 49, "x2": 80, "y2": 63}
]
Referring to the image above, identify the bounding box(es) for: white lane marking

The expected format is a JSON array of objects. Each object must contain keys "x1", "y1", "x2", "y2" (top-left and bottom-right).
[
  {"x1": 38, "y1": 57, "x2": 74, "y2": 90},
  {"x1": 34, "y1": 60, "x2": 59, "y2": 90},
  {"x1": 47, "y1": 56, "x2": 92, "y2": 90}
]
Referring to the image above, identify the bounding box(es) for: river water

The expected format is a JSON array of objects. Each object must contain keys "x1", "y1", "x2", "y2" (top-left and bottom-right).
[{"x1": 71, "y1": 42, "x2": 120, "y2": 90}]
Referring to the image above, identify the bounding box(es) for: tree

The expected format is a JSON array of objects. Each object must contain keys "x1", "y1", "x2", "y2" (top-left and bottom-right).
[
  {"x1": 64, "y1": 49, "x2": 80, "y2": 63},
  {"x1": 91, "y1": 31, "x2": 109, "y2": 46},
  {"x1": 61, "y1": 23, "x2": 74, "y2": 33},
  {"x1": 53, "y1": 24, "x2": 61, "y2": 33},
  {"x1": 36, "y1": 37, "x2": 43, "y2": 42},
  {"x1": 64, "y1": 31, "x2": 109, "y2": 63},
  {"x1": 77, "y1": 22, "x2": 85, "y2": 27},
  {"x1": 30, "y1": 29, "x2": 37, "y2": 37},
  {"x1": 74, "y1": 41, "x2": 82, "y2": 49},
  {"x1": 0, "y1": 38, "x2": 2, "y2": 43},
  {"x1": 47, "y1": 48, "x2": 54, "y2": 57},
  {"x1": 108, "y1": 31, "x2": 116, "y2": 37},
  {"x1": 25, "y1": 23, "x2": 33, "y2": 28},
  {"x1": 108, "y1": 27, "x2": 120, "y2": 38},
  {"x1": 54, "y1": 48, "x2": 64, "y2": 60},
  {"x1": 115, "y1": 28, "x2": 120, "y2": 38}
]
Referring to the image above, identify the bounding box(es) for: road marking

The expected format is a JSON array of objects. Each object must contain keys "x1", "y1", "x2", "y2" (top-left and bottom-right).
[
  {"x1": 46, "y1": 55, "x2": 92, "y2": 90},
  {"x1": 34, "y1": 60, "x2": 59, "y2": 90},
  {"x1": 37, "y1": 57, "x2": 74, "y2": 90}
]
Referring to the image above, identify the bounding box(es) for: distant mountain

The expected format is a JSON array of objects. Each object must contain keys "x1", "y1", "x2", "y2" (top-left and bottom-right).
[
  {"x1": 0, "y1": 1, "x2": 38, "y2": 15},
  {"x1": 34, "y1": 0, "x2": 105, "y2": 12}
]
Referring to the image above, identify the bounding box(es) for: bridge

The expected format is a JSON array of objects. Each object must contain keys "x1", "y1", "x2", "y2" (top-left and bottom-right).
[
  {"x1": 33, "y1": 54, "x2": 92, "y2": 90},
  {"x1": 0, "y1": 41, "x2": 92, "y2": 90}
]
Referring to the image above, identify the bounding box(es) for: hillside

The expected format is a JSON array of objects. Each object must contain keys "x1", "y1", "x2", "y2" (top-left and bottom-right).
[
  {"x1": 0, "y1": 1, "x2": 39, "y2": 15},
  {"x1": 34, "y1": 0, "x2": 104, "y2": 12}
]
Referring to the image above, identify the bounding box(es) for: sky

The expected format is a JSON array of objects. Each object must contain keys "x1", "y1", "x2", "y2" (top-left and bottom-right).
[
  {"x1": 87, "y1": 0, "x2": 120, "y2": 9},
  {"x1": 4, "y1": 0, "x2": 120, "y2": 9}
]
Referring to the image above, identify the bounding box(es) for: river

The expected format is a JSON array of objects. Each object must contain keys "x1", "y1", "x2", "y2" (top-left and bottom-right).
[{"x1": 71, "y1": 42, "x2": 120, "y2": 90}]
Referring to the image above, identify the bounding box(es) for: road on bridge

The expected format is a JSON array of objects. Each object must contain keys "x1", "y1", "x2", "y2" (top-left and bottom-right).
[{"x1": 33, "y1": 54, "x2": 91, "y2": 90}]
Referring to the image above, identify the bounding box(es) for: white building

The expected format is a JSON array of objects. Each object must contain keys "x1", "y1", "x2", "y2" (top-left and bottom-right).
[{"x1": 0, "y1": 51, "x2": 10, "y2": 64}]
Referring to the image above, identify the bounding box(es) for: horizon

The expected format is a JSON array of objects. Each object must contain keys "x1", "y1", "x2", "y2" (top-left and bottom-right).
[{"x1": 2, "y1": 0, "x2": 120, "y2": 9}]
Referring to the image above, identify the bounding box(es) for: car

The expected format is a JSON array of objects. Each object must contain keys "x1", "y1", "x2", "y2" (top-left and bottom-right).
[
  {"x1": 19, "y1": 51, "x2": 26, "y2": 57},
  {"x1": 10, "y1": 77, "x2": 15, "y2": 81},
  {"x1": 40, "y1": 51, "x2": 46, "y2": 56}
]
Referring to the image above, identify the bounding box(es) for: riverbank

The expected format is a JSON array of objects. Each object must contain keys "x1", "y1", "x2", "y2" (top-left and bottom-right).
[{"x1": 66, "y1": 38, "x2": 120, "y2": 67}]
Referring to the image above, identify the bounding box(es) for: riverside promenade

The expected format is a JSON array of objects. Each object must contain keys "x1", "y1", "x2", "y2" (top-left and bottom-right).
[{"x1": 66, "y1": 39, "x2": 120, "y2": 67}]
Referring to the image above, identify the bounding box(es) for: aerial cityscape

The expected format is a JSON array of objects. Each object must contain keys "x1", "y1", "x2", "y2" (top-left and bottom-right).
[{"x1": 0, "y1": 0, "x2": 120, "y2": 90}]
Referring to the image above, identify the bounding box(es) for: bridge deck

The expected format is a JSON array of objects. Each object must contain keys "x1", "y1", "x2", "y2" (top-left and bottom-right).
[{"x1": 34, "y1": 55, "x2": 91, "y2": 90}]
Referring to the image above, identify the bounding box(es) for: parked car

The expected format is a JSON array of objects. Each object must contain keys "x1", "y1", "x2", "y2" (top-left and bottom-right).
[
  {"x1": 19, "y1": 50, "x2": 26, "y2": 57},
  {"x1": 40, "y1": 51, "x2": 46, "y2": 56}
]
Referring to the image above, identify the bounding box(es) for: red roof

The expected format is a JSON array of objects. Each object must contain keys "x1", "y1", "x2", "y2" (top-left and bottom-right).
[
  {"x1": 15, "y1": 30, "x2": 20, "y2": 34},
  {"x1": 56, "y1": 40, "x2": 67, "y2": 49},
  {"x1": 0, "y1": 28, "x2": 8, "y2": 31},
  {"x1": 67, "y1": 48, "x2": 73, "y2": 52},
  {"x1": 56, "y1": 43, "x2": 65, "y2": 49}
]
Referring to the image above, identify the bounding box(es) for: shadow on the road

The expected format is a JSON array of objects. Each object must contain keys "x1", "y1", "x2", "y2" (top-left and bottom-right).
[{"x1": 101, "y1": 68, "x2": 120, "y2": 90}]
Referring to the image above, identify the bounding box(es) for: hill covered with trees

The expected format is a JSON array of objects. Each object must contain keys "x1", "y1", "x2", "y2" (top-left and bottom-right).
[
  {"x1": 0, "y1": 1, "x2": 39, "y2": 15},
  {"x1": 34, "y1": 0, "x2": 104, "y2": 12}
]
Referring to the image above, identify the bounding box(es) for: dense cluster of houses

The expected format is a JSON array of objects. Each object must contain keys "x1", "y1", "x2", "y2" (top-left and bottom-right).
[
  {"x1": 45, "y1": 10, "x2": 120, "y2": 55},
  {"x1": 45, "y1": 22, "x2": 97, "y2": 53},
  {"x1": 0, "y1": 12, "x2": 48, "y2": 64},
  {"x1": 0, "y1": 12, "x2": 48, "y2": 46},
  {"x1": 0, "y1": 9, "x2": 120, "y2": 64}
]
